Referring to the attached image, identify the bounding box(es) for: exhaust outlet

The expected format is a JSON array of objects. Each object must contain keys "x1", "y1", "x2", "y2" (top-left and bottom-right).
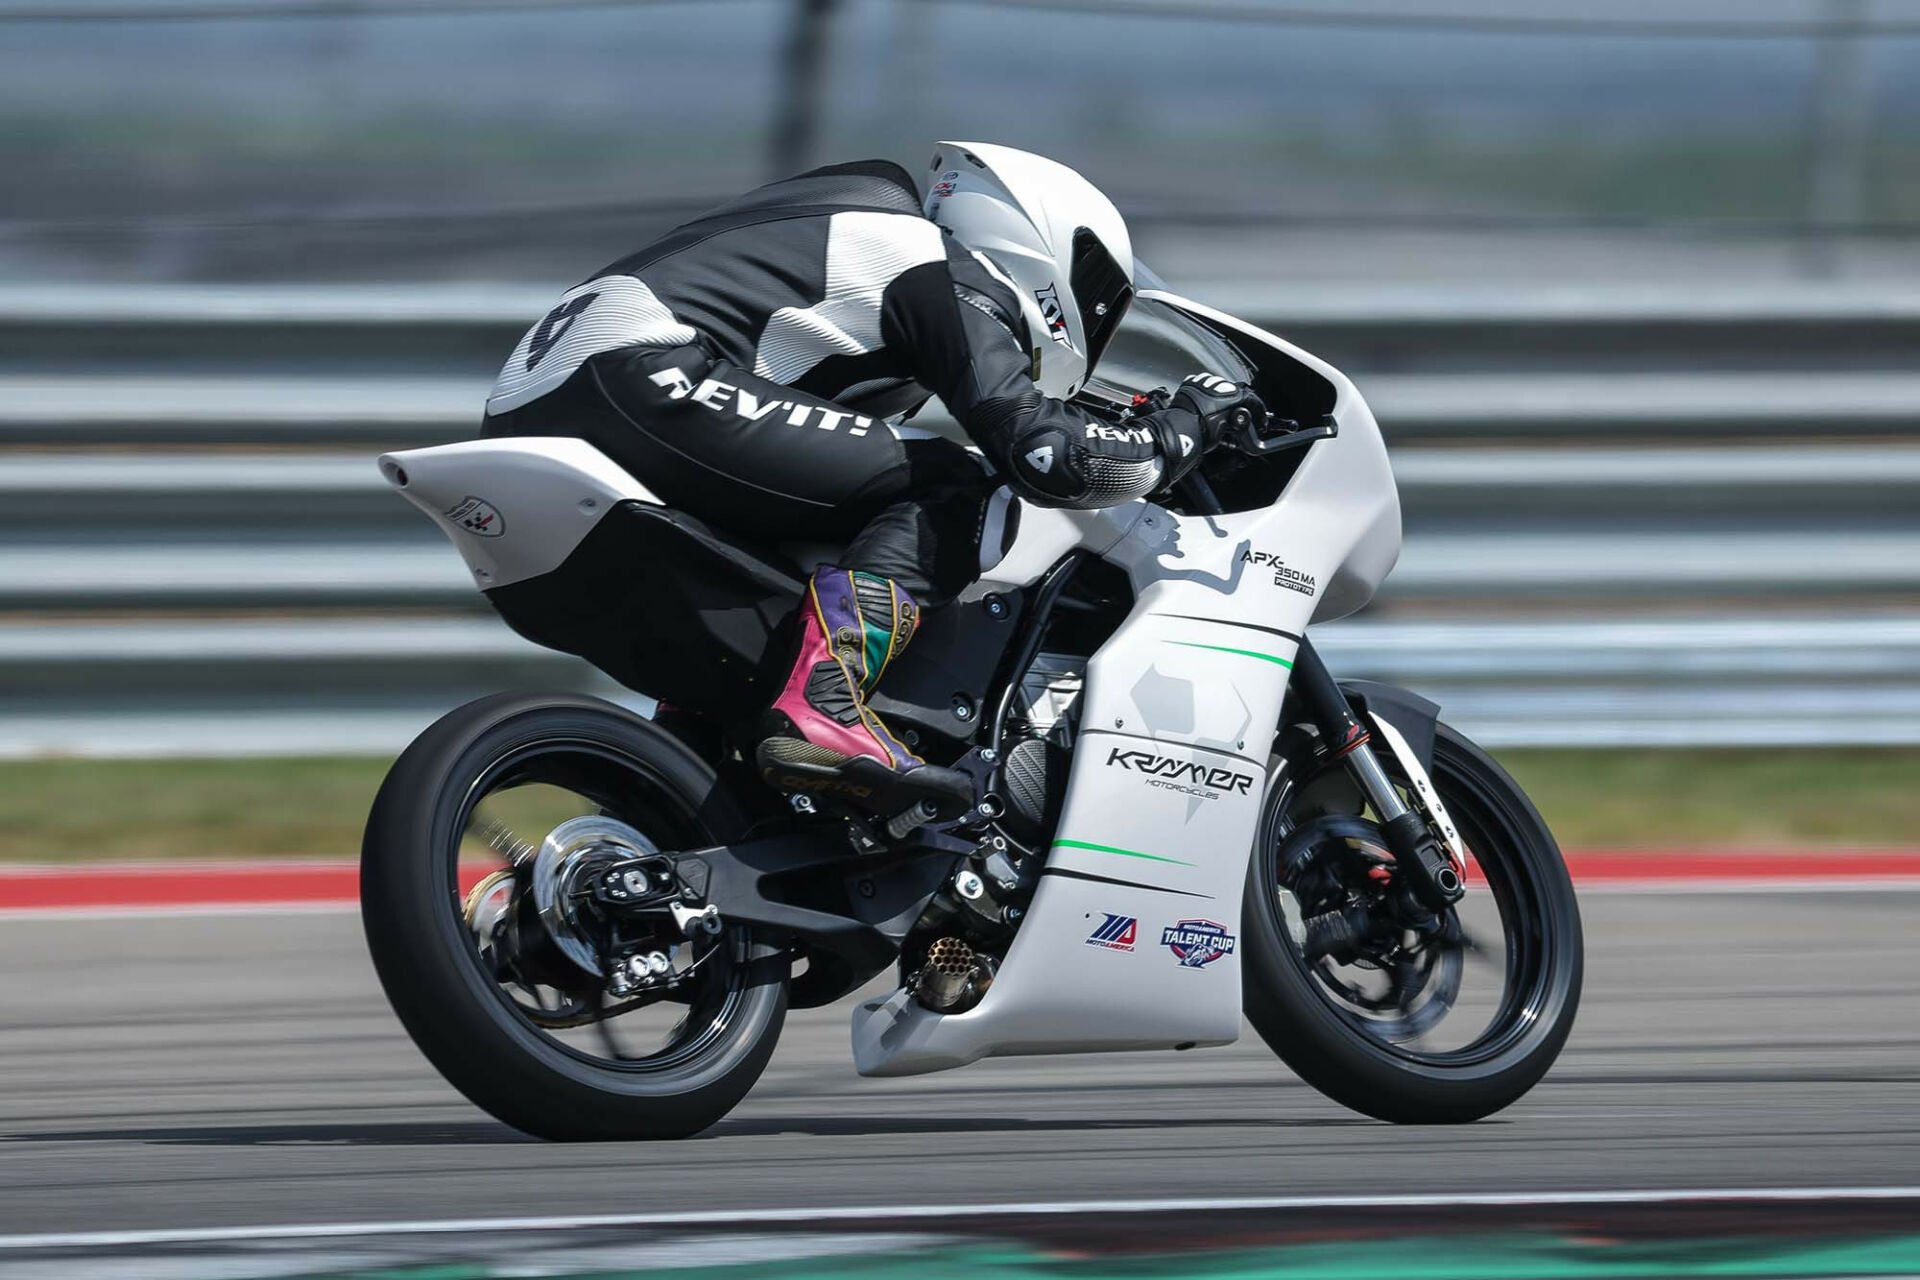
[{"x1": 914, "y1": 937, "x2": 993, "y2": 1013}]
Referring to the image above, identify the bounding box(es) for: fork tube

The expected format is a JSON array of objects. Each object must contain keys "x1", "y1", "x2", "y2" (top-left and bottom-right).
[
  {"x1": 1295, "y1": 640, "x2": 1462, "y2": 907},
  {"x1": 1290, "y1": 639, "x2": 1410, "y2": 822},
  {"x1": 1345, "y1": 740, "x2": 1414, "y2": 823}
]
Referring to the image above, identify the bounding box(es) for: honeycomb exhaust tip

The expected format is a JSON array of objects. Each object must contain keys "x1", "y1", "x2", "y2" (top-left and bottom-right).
[{"x1": 915, "y1": 937, "x2": 991, "y2": 1012}]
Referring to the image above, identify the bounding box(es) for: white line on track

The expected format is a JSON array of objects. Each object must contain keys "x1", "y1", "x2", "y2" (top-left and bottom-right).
[
  {"x1": 6, "y1": 879, "x2": 1918, "y2": 920},
  {"x1": 2, "y1": 1188, "x2": 1917, "y2": 1252}
]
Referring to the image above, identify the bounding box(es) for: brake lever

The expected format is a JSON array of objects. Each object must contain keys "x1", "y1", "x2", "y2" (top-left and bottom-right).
[{"x1": 1232, "y1": 411, "x2": 1339, "y2": 456}]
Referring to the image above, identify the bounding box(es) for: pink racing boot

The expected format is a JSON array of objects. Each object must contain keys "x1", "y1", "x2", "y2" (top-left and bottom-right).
[{"x1": 756, "y1": 568, "x2": 971, "y2": 814}]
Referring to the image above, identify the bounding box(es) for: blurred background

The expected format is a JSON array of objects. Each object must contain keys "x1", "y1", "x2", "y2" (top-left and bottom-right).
[
  {"x1": 2, "y1": 4, "x2": 1919, "y2": 1268},
  {"x1": 2, "y1": 0, "x2": 1918, "y2": 850}
]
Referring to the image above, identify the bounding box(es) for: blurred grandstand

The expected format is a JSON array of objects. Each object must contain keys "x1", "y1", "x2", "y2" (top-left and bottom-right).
[{"x1": 2, "y1": 0, "x2": 1917, "y2": 755}]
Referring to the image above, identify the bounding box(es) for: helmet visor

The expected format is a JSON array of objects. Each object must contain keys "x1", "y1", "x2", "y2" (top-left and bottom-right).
[{"x1": 1070, "y1": 227, "x2": 1133, "y2": 378}]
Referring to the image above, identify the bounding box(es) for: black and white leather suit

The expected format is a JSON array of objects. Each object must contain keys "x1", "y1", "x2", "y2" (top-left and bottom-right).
[{"x1": 481, "y1": 160, "x2": 1211, "y2": 603}]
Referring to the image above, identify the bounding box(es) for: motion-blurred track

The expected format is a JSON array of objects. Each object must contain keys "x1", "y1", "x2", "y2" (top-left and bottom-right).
[{"x1": 0, "y1": 889, "x2": 1915, "y2": 1237}]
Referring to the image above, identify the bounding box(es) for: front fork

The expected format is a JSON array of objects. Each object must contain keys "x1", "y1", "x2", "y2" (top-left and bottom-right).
[{"x1": 1290, "y1": 640, "x2": 1466, "y2": 911}]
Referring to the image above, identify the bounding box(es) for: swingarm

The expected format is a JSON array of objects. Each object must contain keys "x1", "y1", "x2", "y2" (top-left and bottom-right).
[{"x1": 586, "y1": 825, "x2": 971, "y2": 1008}]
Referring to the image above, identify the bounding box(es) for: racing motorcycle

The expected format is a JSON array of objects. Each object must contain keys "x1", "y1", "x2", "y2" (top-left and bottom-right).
[{"x1": 361, "y1": 277, "x2": 1583, "y2": 1139}]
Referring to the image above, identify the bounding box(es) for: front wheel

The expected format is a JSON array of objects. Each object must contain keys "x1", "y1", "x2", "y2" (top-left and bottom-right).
[
  {"x1": 1243, "y1": 721, "x2": 1582, "y2": 1123},
  {"x1": 362, "y1": 692, "x2": 787, "y2": 1141}
]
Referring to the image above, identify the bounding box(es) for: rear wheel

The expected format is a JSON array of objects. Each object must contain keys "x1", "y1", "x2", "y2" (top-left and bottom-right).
[
  {"x1": 362, "y1": 692, "x2": 787, "y2": 1141},
  {"x1": 1243, "y1": 721, "x2": 1582, "y2": 1123}
]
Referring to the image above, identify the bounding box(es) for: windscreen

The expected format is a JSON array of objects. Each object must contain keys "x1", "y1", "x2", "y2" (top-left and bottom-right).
[{"x1": 1082, "y1": 261, "x2": 1255, "y2": 400}]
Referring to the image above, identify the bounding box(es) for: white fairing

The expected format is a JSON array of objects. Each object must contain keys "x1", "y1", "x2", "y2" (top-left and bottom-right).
[
  {"x1": 851, "y1": 294, "x2": 1401, "y2": 1075},
  {"x1": 376, "y1": 437, "x2": 660, "y2": 589},
  {"x1": 381, "y1": 294, "x2": 1404, "y2": 1082}
]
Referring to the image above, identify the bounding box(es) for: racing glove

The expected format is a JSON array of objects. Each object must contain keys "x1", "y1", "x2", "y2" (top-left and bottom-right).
[
  {"x1": 1165, "y1": 374, "x2": 1265, "y2": 477},
  {"x1": 1115, "y1": 373, "x2": 1265, "y2": 494}
]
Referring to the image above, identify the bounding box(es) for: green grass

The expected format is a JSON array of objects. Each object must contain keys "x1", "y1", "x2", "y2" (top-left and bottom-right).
[
  {"x1": 1496, "y1": 748, "x2": 1920, "y2": 850},
  {"x1": 0, "y1": 749, "x2": 1913, "y2": 862},
  {"x1": 0, "y1": 757, "x2": 392, "y2": 861}
]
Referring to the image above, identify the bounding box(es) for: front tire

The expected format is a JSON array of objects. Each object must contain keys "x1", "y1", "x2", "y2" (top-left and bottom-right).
[
  {"x1": 1243, "y1": 721, "x2": 1582, "y2": 1123},
  {"x1": 362, "y1": 692, "x2": 787, "y2": 1141}
]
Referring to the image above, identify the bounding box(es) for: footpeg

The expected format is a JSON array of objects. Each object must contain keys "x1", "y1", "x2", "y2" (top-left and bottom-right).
[
  {"x1": 885, "y1": 799, "x2": 941, "y2": 841},
  {"x1": 758, "y1": 741, "x2": 974, "y2": 819}
]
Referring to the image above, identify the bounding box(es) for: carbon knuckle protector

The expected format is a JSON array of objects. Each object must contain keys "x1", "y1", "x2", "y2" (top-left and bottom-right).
[
  {"x1": 1174, "y1": 371, "x2": 1245, "y2": 416},
  {"x1": 1184, "y1": 372, "x2": 1240, "y2": 399},
  {"x1": 1171, "y1": 372, "x2": 1262, "y2": 461}
]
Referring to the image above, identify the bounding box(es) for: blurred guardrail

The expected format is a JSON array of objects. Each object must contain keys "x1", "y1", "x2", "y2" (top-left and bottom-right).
[{"x1": 2, "y1": 282, "x2": 1917, "y2": 754}]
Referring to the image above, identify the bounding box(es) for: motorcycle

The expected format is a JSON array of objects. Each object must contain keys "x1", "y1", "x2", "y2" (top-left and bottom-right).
[{"x1": 361, "y1": 276, "x2": 1583, "y2": 1139}]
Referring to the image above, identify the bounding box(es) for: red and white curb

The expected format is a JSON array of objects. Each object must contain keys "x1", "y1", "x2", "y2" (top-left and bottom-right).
[
  {"x1": 2, "y1": 849, "x2": 1919, "y2": 915},
  {"x1": 0, "y1": 860, "x2": 364, "y2": 915},
  {"x1": 1551, "y1": 848, "x2": 1920, "y2": 893}
]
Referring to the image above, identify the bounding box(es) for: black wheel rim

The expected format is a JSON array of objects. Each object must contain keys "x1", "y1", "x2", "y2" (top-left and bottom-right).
[
  {"x1": 1260, "y1": 745, "x2": 1556, "y2": 1068},
  {"x1": 446, "y1": 736, "x2": 751, "y2": 1076}
]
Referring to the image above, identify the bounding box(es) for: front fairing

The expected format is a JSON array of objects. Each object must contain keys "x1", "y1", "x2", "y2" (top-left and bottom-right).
[
  {"x1": 1081, "y1": 269, "x2": 1402, "y2": 622},
  {"x1": 864, "y1": 285, "x2": 1405, "y2": 1074},
  {"x1": 853, "y1": 280, "x2": 1405, "y2": 1077}
]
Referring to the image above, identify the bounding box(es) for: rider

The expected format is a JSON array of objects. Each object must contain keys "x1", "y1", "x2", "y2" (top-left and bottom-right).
[{"x1": 482, "y1": 142, "x2": 1263, "y2": 803}]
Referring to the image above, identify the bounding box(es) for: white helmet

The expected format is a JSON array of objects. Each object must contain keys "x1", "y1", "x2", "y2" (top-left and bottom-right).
[{"x1": 923, "y1": 141, "x2": 1135, "y2": 400}]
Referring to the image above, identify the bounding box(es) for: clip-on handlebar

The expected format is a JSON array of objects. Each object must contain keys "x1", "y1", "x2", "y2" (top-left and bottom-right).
[
  {"x1": 1180, "y1": 407, "x2": 1340, "y2": 517},
  {"x1": 1100, "y1": 386, "x2": 1338, "y2": 516},
  {"x1": 1226, "y1": 408, "x2": 1339, "y2": 457}
]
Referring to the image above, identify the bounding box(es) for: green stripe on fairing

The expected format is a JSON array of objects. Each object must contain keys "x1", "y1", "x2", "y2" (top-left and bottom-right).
[
  {"x1": 1052, "y1": 838, "x2": 1194, "y2": 867},
  {"x1": 330, "y1": 1231, "x2": 1920, "y2": 1279},
  {"x1": 1168, "y1": 640, "x2": 1294, "y2": 667}
]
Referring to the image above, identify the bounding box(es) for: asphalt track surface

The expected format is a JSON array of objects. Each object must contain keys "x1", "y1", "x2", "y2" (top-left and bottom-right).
[{"x1": 0, "y1": 889, "x2": 1916, "y2": 1240}]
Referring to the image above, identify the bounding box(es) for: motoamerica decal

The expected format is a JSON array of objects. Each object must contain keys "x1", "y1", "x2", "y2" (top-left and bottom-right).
[
  {"x1": 1161, "y1": 918, "x2": 1237, "y2": 968},
  {"x1": 1085, "y1": 912, "x2": 1138, "y2": 952},
  {"x1": 1241, "y1": 549, "x2": 1317, "y2": 596},
  {"x1": 1107, "y1": 747, "x2": 1254, "y2": 802},
  {"x1": 445, "y1": 496, "x2": 504, "y2": 538}
]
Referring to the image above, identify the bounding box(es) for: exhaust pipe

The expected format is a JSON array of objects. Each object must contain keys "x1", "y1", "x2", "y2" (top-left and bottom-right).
[{"x1": 914, "y1": 937, "x2": 994, "y2": 1013}]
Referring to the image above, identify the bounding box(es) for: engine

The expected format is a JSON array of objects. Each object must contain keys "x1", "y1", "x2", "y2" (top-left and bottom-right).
[
  {"x1": 998, "y1": 652, "x2": 1084, "y2": 840},
  {"x1": 904, "y1": 652, "x2": 1086, "y2": 1013}
]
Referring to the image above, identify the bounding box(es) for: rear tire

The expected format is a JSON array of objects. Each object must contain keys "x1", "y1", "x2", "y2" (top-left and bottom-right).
[
  {"x1": 1243, "y1": 722, "x2": 1582, "y2": 1123},
  {"x1": 362, "y1": 692, "x2": 787, "y2": 1140}
]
